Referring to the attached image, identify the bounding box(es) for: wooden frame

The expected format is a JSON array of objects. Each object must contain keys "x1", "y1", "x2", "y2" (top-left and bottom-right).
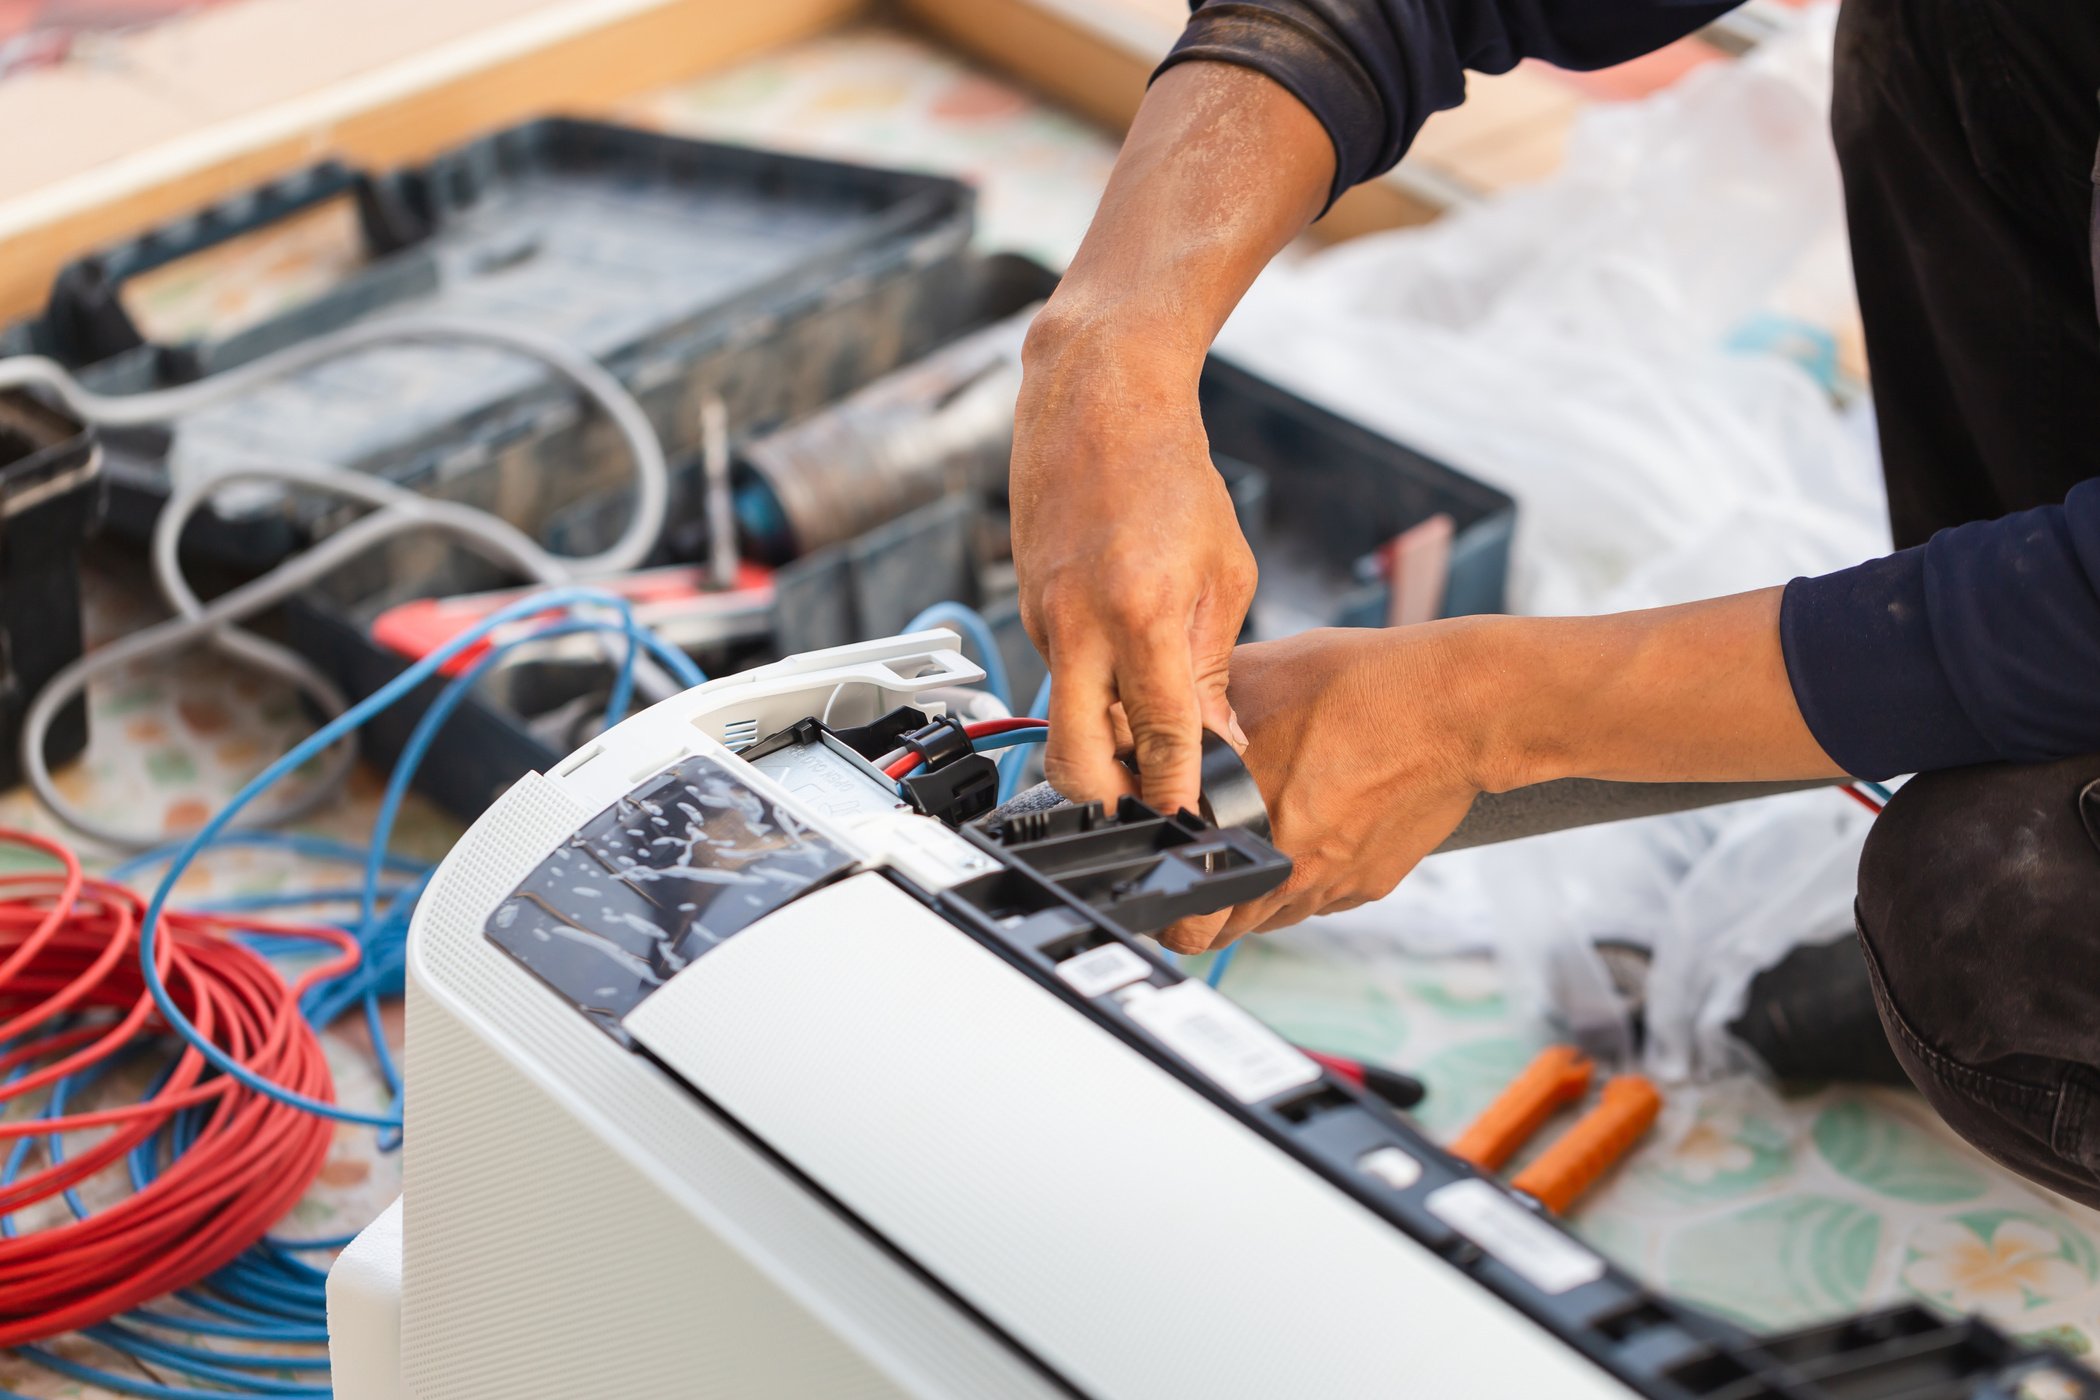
[
  {"x1": 0, "y1": 0, "x2": 858, "y2": 322},
  {"x1": 0, "y1": 0, "x2": 1581, "y2": 325}
]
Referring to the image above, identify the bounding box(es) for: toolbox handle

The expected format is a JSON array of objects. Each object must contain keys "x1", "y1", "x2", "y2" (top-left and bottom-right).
[{"x1": 39, "y1": 160, "x2": 433, "y2": 375}]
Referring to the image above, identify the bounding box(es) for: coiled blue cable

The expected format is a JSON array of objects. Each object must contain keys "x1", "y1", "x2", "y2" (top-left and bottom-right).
[
  {"x1": 130, "y1": 589, "x2": 696, "y2": 1126},
  {"x1": 111, "y1": 832, "x2": 431, "y2": 886}
]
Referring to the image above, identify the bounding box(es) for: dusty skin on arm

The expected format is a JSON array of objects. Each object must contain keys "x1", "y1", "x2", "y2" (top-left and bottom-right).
[{"x1": 1012, "y1": 61, "x2": 1332, "y2": 813}]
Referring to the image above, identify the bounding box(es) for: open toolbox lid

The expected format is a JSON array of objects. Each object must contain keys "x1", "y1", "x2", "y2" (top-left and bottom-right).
[{"x1": 7, "y1": 118, "x2": 976, "y2": 565}]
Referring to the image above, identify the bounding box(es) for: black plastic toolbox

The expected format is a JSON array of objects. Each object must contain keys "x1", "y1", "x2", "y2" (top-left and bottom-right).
[
  {"x1": 286, "y1": 249, "x2": 1515, "y2": 823},
  {"x1": 6, "y1": 119, "x2": 977, "y2": 570},
  {"x1": 0, "y1": 392, "x2": 104, "y2": 792}
]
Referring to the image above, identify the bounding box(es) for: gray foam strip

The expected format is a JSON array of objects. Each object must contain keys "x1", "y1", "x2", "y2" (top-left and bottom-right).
[
  {"x1": 987, "y1": 777, "x2": 1833, "y2": 853},
  {"x1": 1433, "y1": 777, "x2": 1834, "y2": 852}
]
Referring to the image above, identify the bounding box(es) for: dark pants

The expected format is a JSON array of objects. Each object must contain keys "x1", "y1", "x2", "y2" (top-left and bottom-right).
[
  {"x1": 1832, "y1": 0, "x2": 2100, "y2": 547},
  {"x1": 1855, "y1": 759, "x2": 2100, "y2": 1210},
  {"x1": 1750, "y1": 0, "x2": 2100, "y2": 1205}
]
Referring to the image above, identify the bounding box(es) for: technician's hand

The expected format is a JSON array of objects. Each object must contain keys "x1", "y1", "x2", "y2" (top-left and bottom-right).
[
  {"x1": 1006, "y1": 58, "x2": 1333, "y2": 815},
  {"x1": 1159, "y1": 588, "x2": 1855, "y2": 953},
  {"x1": 1012, "y1": 319, "x2": 1255, "y2": 815},
  {"x1": 1158, "y1": 627, "x2": 1488, "y2": 954}
]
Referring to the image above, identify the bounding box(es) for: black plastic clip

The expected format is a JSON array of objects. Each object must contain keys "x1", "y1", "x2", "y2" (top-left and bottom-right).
[
  {"x1": 900, "y1": 754, "x2": 1000, "y2": 826},
  {"x1": 898, "y1": 716, "x2": 972, "y2": 771},
  {"x1": 825, "y1": 705, "x2": 932, "y2": 761}
]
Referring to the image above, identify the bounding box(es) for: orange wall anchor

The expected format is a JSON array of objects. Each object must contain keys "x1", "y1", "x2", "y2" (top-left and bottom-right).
[
  {"x1": 1510, "y1": 1075, "x2": 1663, "y2": 1214},
  {"x1": 1448, "y1": 1045, "x2": 1594, "y2": 1173}
]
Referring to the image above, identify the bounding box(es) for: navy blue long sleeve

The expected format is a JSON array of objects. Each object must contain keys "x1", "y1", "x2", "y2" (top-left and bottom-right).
[
  {"x1": 1159, "y1": 0, "x2": 1742, "y2": 206},
  {"x1": 1782, "y1": 482, "x2": 2100, "y2": 780}
]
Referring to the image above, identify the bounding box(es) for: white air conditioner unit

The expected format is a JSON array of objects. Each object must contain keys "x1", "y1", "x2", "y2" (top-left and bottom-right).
[{"x1": 328, "y1": 629, "x2": 2097, "y2": 1400}]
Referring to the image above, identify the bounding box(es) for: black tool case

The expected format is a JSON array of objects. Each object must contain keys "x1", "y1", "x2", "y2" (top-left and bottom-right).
[
  {"x1": 285, "y1": 249, "x2": 1517, "y2": 821},
  {"x1": 283, "y1": 253, "x2": 1055, "y2": 820},
  {"x1": 6, "y1": 119, "x2": 978, "y2": 570},
  {"x1": 0, "y1": 392, "x2": 103, "y2": 792}
]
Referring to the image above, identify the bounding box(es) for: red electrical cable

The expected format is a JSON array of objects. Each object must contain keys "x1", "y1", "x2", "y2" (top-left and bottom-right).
[
  {"x1": 0, "y1": 827, "x2": 348, "y2": 1346},
  {"x1": 958, "y1": 719, "x2": 1050, "y2": 737},
  {"x1": 1841, "y1": 785, "x2": 1885, "y2": 816}
]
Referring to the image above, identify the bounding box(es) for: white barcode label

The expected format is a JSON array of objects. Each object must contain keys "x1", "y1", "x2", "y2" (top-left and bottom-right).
[
  {"x1": 1055, "y1": 943, "x2": 1153, "y2": 998},
  {"x1": 1425, "y1": 1180, "x2": 1605, "y2": 1295},
  {"x1": 1123, "y1": 982, "x2": 1318, "y2": 1104}
]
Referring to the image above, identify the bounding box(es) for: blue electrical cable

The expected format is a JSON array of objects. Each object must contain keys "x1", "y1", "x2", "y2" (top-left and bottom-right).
[
  {"x1": 11, "y1": 1344, "x2": 328, "y2": 1400},
  {"x1": 82, "y1": 1323, "x2": 331, "y2": 1384},
  {"x1": 340, "y1": 611, "x2": 700, "y2": 1131},
  {"x1": 1205, "y1": 941, "x2": 1241, "y2": 988},
  {"x1": 191, "y1": 886, "x2": 413, "y2": 915},
  {"x1": 961, "y1": 727, "x2": 1049, "y2": 757},
  {"x1": 112, "y1": 831, "x2": 432, "y2": 886},
  {"x1": 998, "y1": 671, "x2": 1055, "y2": 804},
  {"x1": 11, "y1": 593, "x2": 708, "y2": 1398},
  {"x1": 904, "y1": 602, "x2": 1011, "y2": 710},
  {"x1": 0, "y1": 597, "x2": 695, "y2": 1391},
  {"x1": 128, "y1": 588, "x2": 699, "y2": 1126}
]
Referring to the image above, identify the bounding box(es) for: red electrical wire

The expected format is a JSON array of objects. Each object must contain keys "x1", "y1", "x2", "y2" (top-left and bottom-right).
[
  {"x1": 958, "y1": 719, "x2": 1050, "y2": 738},
  {"x1": 1841, "y1": 785, "x2": 1885, "y2": 816},
  {"x1": 0, "y1": 827, "x2": 349, "y2": 1346},
  {"x1": 883, "y1": 718, "x2": 1048, "y2": 779}
]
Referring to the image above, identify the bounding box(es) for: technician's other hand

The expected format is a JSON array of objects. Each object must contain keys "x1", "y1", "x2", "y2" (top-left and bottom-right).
[
  {"x1": 1012, "y1": 312, "x2": 1255, "y2": 815},
  {"x1": 1158, "y1": 627, "x2": 1489, "y2": 954}
]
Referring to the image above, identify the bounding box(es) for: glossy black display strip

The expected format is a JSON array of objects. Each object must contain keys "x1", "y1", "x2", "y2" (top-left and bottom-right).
[{"x1": 486, "y1": 752, "x2": 857, "y2": 1037}]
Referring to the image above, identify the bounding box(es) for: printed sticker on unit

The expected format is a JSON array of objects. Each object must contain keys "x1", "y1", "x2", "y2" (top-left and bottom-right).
[
  {"x1": 1425, "y1": 1180, "x2": 1605, "y2": 1296},
  {"x1": 1055, "y1": 943, "x2": 1154, "y2": 999},
  {"x1": 1122, "y1": 981, "x2": 1320, "y2": 1104}
]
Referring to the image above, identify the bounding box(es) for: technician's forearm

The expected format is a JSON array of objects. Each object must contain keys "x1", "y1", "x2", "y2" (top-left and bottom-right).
[
  {"x1": 1451, "y1": 588, "x2": 1848, "y2": 792},
  {"x1": 1022, "y1": 61, "x2": 1333, "y2": 373}
]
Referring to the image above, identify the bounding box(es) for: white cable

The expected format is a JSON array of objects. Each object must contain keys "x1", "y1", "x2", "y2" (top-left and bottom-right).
[
  {"x1": 10, "y1": 315, "x2": 675, "y2": 850},
  {"x1": 147, "y1": 459, "x2": 571, "y2": 835}
]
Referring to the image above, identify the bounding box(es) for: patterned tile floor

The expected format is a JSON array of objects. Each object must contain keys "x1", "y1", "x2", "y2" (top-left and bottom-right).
[{"x1": 3, "y1": 19, "x2": 2096, "y2": 1399}]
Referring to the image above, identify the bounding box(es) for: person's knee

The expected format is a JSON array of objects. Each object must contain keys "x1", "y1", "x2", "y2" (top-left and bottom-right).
[{"x1": 1855, "y1": 757, "x2": 2100, "y2": 1209}]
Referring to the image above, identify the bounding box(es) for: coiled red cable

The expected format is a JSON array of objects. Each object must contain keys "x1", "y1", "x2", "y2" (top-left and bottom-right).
[{"x1": 0, "y1": 827, "x2": 348, "y2": 1345}]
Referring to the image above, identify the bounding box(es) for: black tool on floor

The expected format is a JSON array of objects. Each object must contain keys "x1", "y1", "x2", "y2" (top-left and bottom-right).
[{"x1": 0, "y1": 392, "x2": 103, "y2": 792}]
